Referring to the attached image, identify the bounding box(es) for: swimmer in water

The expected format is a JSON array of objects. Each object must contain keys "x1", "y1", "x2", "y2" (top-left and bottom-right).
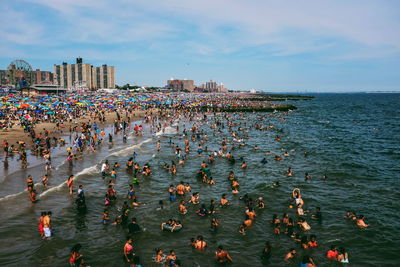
[
  {"x1": 189, "y1": 192, "x2": 200, "y2": 205},
  {"x1": 243, "y1": 215, "x2": 253, "y2": 227},
  {"x1": 220, "y1": 194, "x2": 229, "y2": 206},
  {"x1": 42, "y1": 211, "x2": 52, "y2": 239},
  {"x1": 298, "y1": 218, "x2": 311, "y2": 231},
  {"x1": 176, "y1": 182, "x2": 185, "y2": 196},
  {"x1": 297, "y1": 204, "x2": 306, "y2": 216},
  {"x1": 123, "y1": 238, "x2": 134, "y2": 263},
  {"x1": 165, "y1": 250, "x2": 179, "y2": 266},
  {"x1": 301, "y1": 255, "x2": 316, "y2": 267},
  {"x1": 196, "y1": 204, "x2": 208, "y2": 216},
  {"x1": 69, "y1": 244, "x2": 84, "y2": 267},
  {"x1": 337, "y1": 247, "x2": 349, "y2": 263},
  {"x1": 194, "y1": 235, "x2": 207, "y2": 250},
  {"x1": 326, "y1": 245, "x2": 338, "y2": 260},
  {"x1": 308, "y1": 235, "x2": 318, "y2": 248},
  {"x1": 127, "y1": 185, "x2": 135, "y2": 199},
  {"x1": 245, "y1": 207, "x2": 257, "y2": 220},
  {"x1": 261, "y1": 158, "x2": 267, "y2": 164},
  {"x1": 102, "y1": 210, "x2": 110, "y2": 225},
  {"x1": 239, "y1": 223, "x2": 246, "y2": 234},
  {"x1": 168, "y1": 184, "x2": 176, "y2": 202},
  {"x1": 241, "y1": 161, "x2": 247, "y2": 168},
  {"x1": 154, "y1": 248, "x2": 165, "y2": 263},
  {"x1": 29, "y1": 189, "x2": 37, "y2": 202},
  {"x1": 26, "y1": 175, "x2": 34, "y2": 192},
  {"x1": 287, "y1": 167, "x2": 293, "y2": 177},
  {"x1": 311, "y1": 207, "x2": 322, "y2": 222},
  {"x1": 185, "y1": 183, "x2": 191, "y2": 192},
  {"x1": 257, "y1": 197, "x2": 265, "y2": 209},
  {"x1": 271, "y1": 181, "x2": 280, "y2": 188},
  {"x1": 110, "y1": 168, "x2": 117, "y2": 179},
  {"x1": 356, "y1": 215, "x2": 369, "y2": 228},
  {"x1": 284, "y1": 248, "x2": 297, "y2": 261},
  {"x1": 210, "y1": 218, "x2": 219, "y2": 231},
  {"x1": 67, "y1": 175, "x2": 74, "y2": 195},
  {"x1": 292, "y1": 189, "x2": 303, "y2": 206},
  {"x1": 179, "y1": 200, "x2": 187, "y2": 214},
  {"x1": 126, "y1": 157, "x2": 134, "y2": 170},
  {"x1": 42, "y1": 174, "x2": 48, "y2": 187},
  {"x1": 215, "y1": 245, "x2": 233, "y2": 263},
  {"x1": 156, "y1": 140, "x2": 161, "y2": 152}
]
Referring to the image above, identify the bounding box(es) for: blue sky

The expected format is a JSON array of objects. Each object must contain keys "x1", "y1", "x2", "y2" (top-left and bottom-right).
[{"x1": 1, "y1": 0, "x2": 399, "y2": 92}]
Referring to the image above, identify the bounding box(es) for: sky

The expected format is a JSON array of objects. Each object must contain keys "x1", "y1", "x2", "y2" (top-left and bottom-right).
[{"x1": 1, "y1": 0, "x2": 399, "y2": 92}]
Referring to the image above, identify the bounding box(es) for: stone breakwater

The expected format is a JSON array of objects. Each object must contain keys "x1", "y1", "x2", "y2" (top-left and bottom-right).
[
  {"x1": 196, "y1": 104, "x2": 297, "y2": 112},
  {"x1": 241, "y1": 94, "x2": 315, "y2": 101}
]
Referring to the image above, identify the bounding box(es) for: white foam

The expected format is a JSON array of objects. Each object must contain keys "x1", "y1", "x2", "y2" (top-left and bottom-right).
[
  {"x1": 155, "y1": 126, "x2": 177, "y2": 136},
  {"x1": 55, "y1": 159, "x2": 67, "y2": 170},
  {"x1": 109, "y1": 138, "x2": 152, "y2": 157},
  {"x1": 0, "y1": 182, "x2": 45, "y2": 202},
  {"x1": 164, "y1": 126, "x2": 176, "y2": 135},
  {"x1": 0, "y1": 190, "x2": 27, "y2": 202},
  {"x1": 39, "y1": 164, "x2": 98, "y2": 197}
]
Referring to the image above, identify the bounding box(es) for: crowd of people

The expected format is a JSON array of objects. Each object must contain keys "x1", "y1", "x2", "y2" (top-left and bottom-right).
[{"x1": 0, "y1": 92, "x2": 370, "y2": 266}]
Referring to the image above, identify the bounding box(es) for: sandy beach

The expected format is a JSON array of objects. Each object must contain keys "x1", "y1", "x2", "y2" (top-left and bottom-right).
[{"x1": 0, "y1": 108, "x2": 150, "y2": 147}]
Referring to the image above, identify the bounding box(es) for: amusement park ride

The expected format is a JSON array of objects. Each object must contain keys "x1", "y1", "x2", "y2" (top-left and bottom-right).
[{"x1": 6, "y1": 59, "x2": 34, "y2": 88}]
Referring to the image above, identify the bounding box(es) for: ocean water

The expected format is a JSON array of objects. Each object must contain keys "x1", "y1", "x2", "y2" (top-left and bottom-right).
[{"x1": 0, "y1": 93, "x2": 399, "y2": 266}]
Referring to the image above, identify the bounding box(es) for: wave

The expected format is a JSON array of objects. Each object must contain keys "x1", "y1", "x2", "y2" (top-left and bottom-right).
[
  {"x1": 39, "y1": 165, "x2": 98, "y2": 198},
  {"x1": 109, "y1": 138, "x2": 152, "y2": 157},
  {"x1": 0, "y1": 128, "x2": 154, "y2": 202},
  {"x1": 0, "y1": 182, "x2": 43, "y2": 202},
  {"x1": 0, "y1": 189, "x2": 27, "y2": 202},
  {"x1": 155, "y1": 126, "x2": 177, "y2": 136},
  {"x1": 55, "y1": 159, "x2": 67, "y2": 170}
]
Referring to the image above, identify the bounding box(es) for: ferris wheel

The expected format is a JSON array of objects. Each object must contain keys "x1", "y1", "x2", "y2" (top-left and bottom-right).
[{"x1": 7, "y1": 59, "x2": 34, "y2": 88}]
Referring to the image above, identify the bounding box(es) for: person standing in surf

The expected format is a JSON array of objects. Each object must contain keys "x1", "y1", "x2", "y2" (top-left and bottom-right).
[{"x1": 67, "y1": 175, "x2": 74, "y2": 195}]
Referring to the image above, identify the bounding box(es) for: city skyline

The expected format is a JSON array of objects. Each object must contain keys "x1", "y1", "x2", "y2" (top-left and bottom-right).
[{"x1": 1, "y1": 0, "x2": 399, "y2": 92}]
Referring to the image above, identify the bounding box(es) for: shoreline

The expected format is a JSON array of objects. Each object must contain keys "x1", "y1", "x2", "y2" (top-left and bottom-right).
[{"x1": 0, "y1": 108, "x2": 150, "y2": 154}]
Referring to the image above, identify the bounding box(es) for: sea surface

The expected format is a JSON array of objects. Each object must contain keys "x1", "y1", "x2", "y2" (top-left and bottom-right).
[{"x1": 0, "y1": 93, "x2": 399, "y2": 267}]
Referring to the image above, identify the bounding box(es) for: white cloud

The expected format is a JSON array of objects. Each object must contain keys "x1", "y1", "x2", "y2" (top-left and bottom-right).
[
  {"x1": 3, "y1": 0, "x2": 400, "y2": 60},
  {"x1": 0, "y1": 6, "x2": 44, "y2": 45},
  {"x1": 132, "y1": 0, "x2": 400, "y2": 55}
]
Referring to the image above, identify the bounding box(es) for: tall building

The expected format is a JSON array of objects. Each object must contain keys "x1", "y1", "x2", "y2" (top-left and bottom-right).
[
  {"x1": 166, "y1": 79, "x2": 194, "y2": 91},
  {"x1": 199, "y1": 80, "x2": 229, "y2": 93},
  {"x1": 91, "y1": 65, "x2": 115, "y2": 90},
  {"x1": 54, "y1": 58, "x2": 115, "y2": 90},
  {"x1": 217, "y1": 83, "x2": 228, "y2": 93},
  {"x1": 205, "y1": 80, "x2": 218, "y2": 92}
]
